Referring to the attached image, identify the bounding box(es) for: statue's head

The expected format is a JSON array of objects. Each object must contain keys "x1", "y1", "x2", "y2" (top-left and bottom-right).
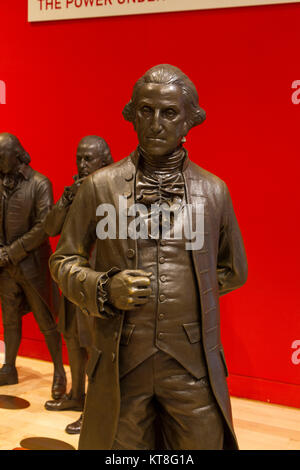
[
  {"x1": 76, "y1": 135, "x2": 113, "y2": 178},
  {"x1": 0, "y1": 133, "x2": 30, "y2": 175},
  {"x1": 123, "y1": 64, "x2": 206, "y2": 157}
]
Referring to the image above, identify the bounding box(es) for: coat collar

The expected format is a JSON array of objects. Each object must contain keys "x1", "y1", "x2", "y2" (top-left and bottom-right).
[
  {"x1": 123, "y1": 149, "x2": 206, "y2": 204},
  {"x1": 122, "y1": 149, "x2": 205, "y2": 198},
  {"x1": 18, "y1": 163, "x2": 33, "y2": 180}
]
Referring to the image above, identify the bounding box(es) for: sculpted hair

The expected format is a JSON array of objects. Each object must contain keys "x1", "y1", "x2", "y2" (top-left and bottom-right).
[
  {"x1": 122, "y1": 64, "x2": 206, "y2": 130},
  {"x1": 0, "y1": 133, "x2": 31, "y2": 164}
]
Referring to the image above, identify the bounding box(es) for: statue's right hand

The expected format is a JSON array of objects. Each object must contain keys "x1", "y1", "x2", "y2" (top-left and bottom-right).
[
  {"x1": 63, "y1": 182, "x2": 79, "y2": 200},
  {"x1": 107, "y1": 269, "x2": 152, "y2": 311}
]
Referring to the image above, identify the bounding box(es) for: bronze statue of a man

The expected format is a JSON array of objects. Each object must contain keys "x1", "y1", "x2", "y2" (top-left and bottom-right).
[
  {"x1": 0, "y1": 133, "x2": 66, "y2": 400},
  {"x1": 44, "y1": 135, "x2": 113, "y2": 435},
  {"x1": 50, "y1": 65, "x2": 248, "y2": 450}
]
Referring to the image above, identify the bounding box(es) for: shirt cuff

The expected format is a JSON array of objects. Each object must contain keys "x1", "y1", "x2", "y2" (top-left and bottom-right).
[{"x1": 97, "y1": 267, "x2": 121, "y2": 318}]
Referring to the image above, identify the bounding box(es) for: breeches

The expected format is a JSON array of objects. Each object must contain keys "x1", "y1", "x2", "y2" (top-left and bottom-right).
[
  {"x1": 0, "y1": 265, "x2": 57, "y2": 334},
  {"x1": 112, "y1": 351, "x2": 224, "y2": 450}
]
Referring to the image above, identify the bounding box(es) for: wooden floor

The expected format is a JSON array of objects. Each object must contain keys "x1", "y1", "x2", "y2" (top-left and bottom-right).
[{"x1": 0, "y1": 355, "x2": 299, "y2": 451}]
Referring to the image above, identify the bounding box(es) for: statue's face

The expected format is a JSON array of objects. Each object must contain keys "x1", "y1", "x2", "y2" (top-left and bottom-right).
[
  {"x1": 76, "y1": 141, "x2": 107, "y2": 178},
  {"x1": 134, "y1": 83, "x2": 188, "y2": 157},
  {"x1": 0, "y1": 137, "x2": 19, "y2": 174}
]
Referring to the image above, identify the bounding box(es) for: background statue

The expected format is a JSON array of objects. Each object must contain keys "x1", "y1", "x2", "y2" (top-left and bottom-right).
[
  {"x1": 0, "y1": 132, "x2": 66, "y2": 400},
  {"x1": 44, "y1": 135, "x2": 113, "y2": 435},
  {"x1": 50, "y1": 65, "x2": 248, "y2": 450}
]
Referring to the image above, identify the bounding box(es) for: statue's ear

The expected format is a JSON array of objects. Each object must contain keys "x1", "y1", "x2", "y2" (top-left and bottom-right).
[{"x1": 182, "y1": 120, "x2": 189, "y2": 137}]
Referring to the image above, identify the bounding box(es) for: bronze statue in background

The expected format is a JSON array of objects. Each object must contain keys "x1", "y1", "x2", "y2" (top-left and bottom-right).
[
  {"x1": 50, "y1": 65, "x2": 248, "y2": 450},
  {"x1": 0, "y1": 133, "x2": 66, "y2": 400},
  {"x1": 44, "y1": 136, "x2": 113, "y2": 435}
]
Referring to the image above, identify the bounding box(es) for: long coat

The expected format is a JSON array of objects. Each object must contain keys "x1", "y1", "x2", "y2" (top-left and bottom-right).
[
  {"x1": 50, "y1": 151, "x2": 248, "y2": 450},
  {"x1": 0, "y1": 164, "x2": 59, "y2": 317}
]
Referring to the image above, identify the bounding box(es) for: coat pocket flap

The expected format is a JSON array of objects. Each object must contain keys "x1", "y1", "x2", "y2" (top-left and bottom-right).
[
  {"x1": 120, "y1": 323, "x2": 135, "y2": 346},
  {"x1": 86, "y1": 347, "x2": 102, "y2": 379},
  {"x1": 183, "y1": 322, "x2": 201, "y2": 344}
]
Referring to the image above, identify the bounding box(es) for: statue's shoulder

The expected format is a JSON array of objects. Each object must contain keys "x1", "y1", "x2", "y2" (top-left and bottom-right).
[
  {"x1": 187, "y1": 160, "x2": 226, "y2": 193},
  {"x1": 90, "y1": 155, "x2": 133, "y2": 186},
  {"x1": 27, "y1": 167, "x2": 51, "y2": 187}
]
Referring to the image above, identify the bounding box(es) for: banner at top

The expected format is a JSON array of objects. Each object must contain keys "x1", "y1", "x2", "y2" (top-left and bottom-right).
[{"x1": 28, "y1": 0, "x2": 300, "y2": 22}]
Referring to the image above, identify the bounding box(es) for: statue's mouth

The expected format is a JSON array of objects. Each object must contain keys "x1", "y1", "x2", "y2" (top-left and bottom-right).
[{"x1": 147, "y1": 137, "x2": 165, "y2": 142}]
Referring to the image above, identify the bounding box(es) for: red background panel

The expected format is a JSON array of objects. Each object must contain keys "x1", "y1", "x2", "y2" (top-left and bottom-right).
[{"x1": 0, "y1": 1, "x2": 299, "y2": 407}]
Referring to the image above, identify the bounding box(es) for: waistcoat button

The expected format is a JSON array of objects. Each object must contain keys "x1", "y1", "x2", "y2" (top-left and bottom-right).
[
  {"x1": 127, "y1": 249, "x2": 135, "y2": 259},
  {"x1": 159, "y1": 294, "x2": 166, "y2": 302},
  {"x1": 159, "y1": 257, "x2": 166, "y2": 264},
  {"x1": 160, "y1": 275, "x2": 167, "y2": 282}
]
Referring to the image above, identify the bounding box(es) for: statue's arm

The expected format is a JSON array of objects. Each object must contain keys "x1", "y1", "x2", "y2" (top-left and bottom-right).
[
  {"x1": 217, "y1": 181, "x2": 248, "y2": 296},
  {"x1": 6, "y1": 178, "x2": 53, "y2": 264},
  {"x1": 44, "y1": 194, "x2": 71, "y2": 237},
  {"x1": 44, "y1": 180, "x2": 83, "y2": 237},
  {"x1": 49, "y1": 176, "x2": 116, "y2": 318}
]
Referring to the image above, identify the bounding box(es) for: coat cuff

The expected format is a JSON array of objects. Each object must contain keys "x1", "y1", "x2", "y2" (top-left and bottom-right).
[{"x1": 97, "y1": 267, "x2": 121, "y2": 319}]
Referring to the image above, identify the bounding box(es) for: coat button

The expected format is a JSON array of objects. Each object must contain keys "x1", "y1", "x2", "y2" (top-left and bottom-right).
[
  {"x1": 160, "y1": 275, "x2": 167, "y2": 282},
  {"x1": 158, "y1": 332, "x2": 164, "y2": 339},
  {"x1": 158, "y1": 313, "x2": 165, "y2": 320},
  {"x1": 159, "y1": 257, "x2": 166, "y2": 264},
  {"x1": 127, "y1": 249, "x2": 135, "y2": 259},
  {"x1": 160, "y1": 240, "x2": 167, "y2": 246},
  {"x1": 125, "y1": 173, "x2": 134, "y2": 182},
  {"x1": 78, "y1": 271, "x2": 87, "y2": 282},
  {"x1": 159, "y1": 294, "x2": 166, "y2": 302}
]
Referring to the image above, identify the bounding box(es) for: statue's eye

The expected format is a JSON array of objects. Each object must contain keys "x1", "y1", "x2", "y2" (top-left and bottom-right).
[
  {"x1": 164, "y1": 108, "x2": 177, "y2": 119},
  {"x1": 141, "y1": 106, "x2": 152, "y2": 116}
]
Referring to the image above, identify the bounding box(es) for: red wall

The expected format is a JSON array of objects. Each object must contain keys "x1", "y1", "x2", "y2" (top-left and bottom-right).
[{"x1": 0, "y1": 1, "x2": 299, "y2": 407}]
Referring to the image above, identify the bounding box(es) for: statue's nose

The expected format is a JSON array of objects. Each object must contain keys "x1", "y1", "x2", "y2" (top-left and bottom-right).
[{"x1": 150, "y1": 110, "x2": 162, "y2": 133}]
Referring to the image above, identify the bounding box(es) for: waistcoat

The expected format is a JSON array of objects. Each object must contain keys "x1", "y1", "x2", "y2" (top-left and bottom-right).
[{"x1": 119, "y1": 196, "x2": 208, "y2": 380}]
